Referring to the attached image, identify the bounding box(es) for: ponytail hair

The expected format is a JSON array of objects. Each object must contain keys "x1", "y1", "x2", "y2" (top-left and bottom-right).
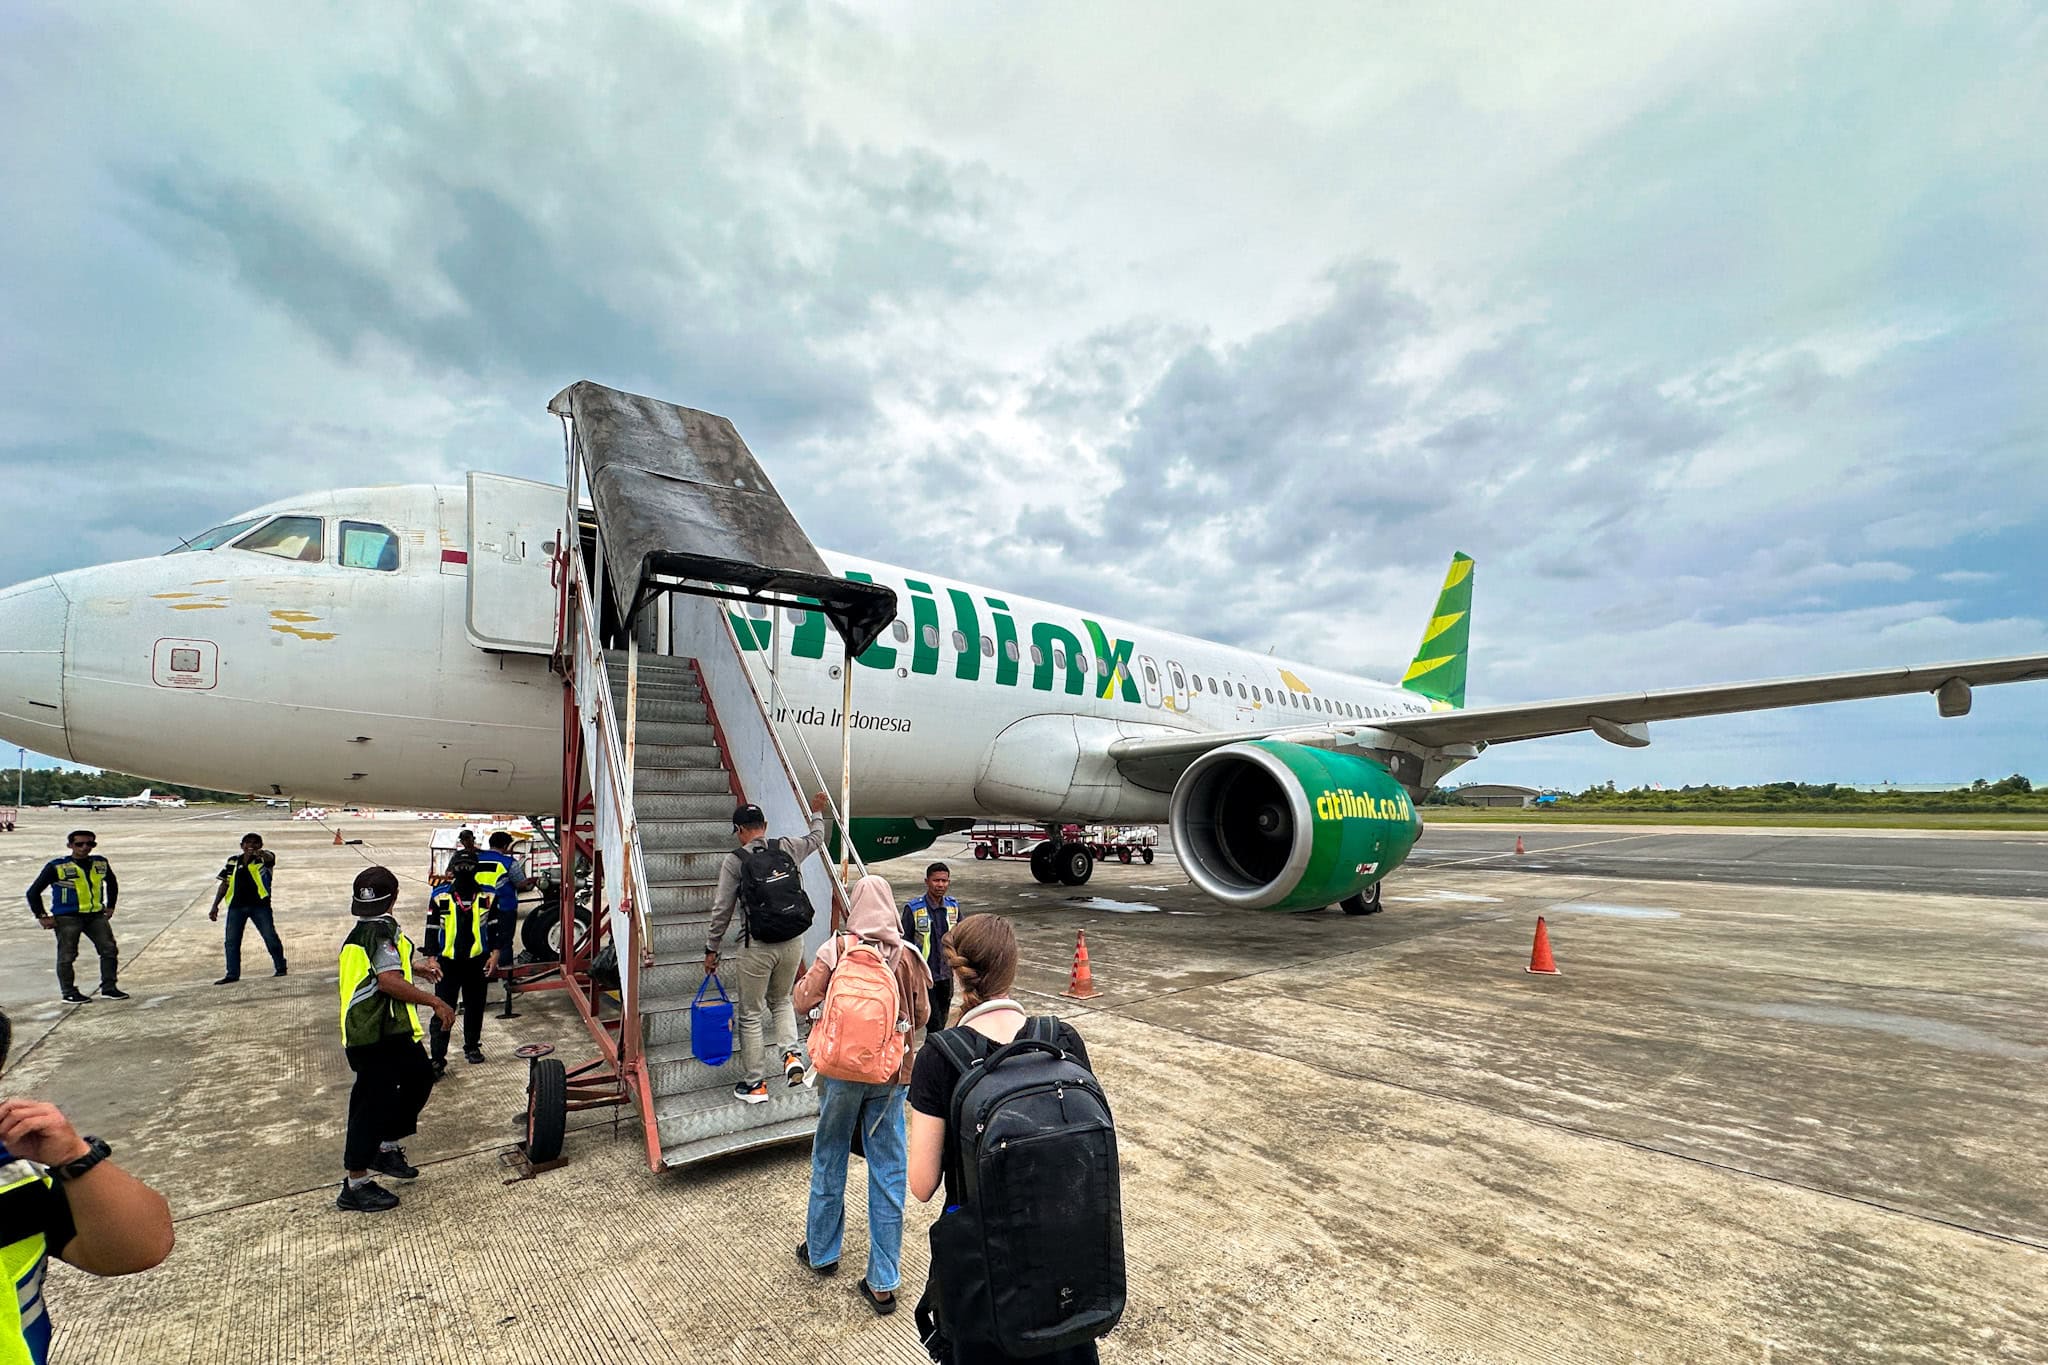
[{"x1": 941, "y1": 913, "x2": 1018, "y2": 1025}]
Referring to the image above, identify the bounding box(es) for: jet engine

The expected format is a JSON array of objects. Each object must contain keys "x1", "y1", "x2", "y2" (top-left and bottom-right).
[{"x1": 1168, "y1": 741, "x2": 1423, "y2": 910}]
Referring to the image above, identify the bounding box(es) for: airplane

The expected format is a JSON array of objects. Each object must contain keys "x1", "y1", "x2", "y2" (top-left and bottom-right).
[
  {"x1": 50, "y1": 787, "x2": 186, "y2": 811},
  {"x1": 0, "y1": 463, "x2": 2043, "y2": 916}
]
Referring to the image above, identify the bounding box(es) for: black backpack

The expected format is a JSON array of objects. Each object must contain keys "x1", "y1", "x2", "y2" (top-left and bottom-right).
[
  {"x1": 922, "y1": 1017, "x2": 1124, "y2": 1356},
  {"x1": 734, "y1": 843, "x2": 814, "y2": 944}
]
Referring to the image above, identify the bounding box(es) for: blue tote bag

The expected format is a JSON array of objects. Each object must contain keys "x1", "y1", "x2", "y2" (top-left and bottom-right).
[{"x1": 691, "y1": 973, "x2": 735, "y2": 1066}]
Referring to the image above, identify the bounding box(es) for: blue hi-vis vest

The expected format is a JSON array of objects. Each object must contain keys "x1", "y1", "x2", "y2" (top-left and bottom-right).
[{"x1": 42, "y1": 859, "x2": 109, "y2": 916}]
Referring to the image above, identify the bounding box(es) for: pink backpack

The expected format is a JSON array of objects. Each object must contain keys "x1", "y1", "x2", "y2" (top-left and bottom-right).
[{"x1": 810, "y1": 934, "x2": 906, "y2": 1084}]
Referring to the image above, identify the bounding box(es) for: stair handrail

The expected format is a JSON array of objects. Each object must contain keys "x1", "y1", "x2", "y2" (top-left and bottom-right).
[
  {"x1": 709, "y1": 609, "x2": 867, "y2": 903},
  {"x1": 566, "y1": 546, "x2": 656, "y2": 1049},
  {"x1": 754, "y1": 654, "x2": 871, "y2": 889}
]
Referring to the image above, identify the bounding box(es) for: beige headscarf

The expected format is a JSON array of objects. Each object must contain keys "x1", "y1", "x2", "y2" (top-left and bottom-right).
[{"x1": 818, "y1": 874, "x2": 931, "y2": 988}]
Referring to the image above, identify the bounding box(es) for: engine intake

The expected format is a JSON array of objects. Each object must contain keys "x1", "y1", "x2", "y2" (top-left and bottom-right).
[{"x1": 1169, "y1": 741, "x2": 1422, "y2": 910}]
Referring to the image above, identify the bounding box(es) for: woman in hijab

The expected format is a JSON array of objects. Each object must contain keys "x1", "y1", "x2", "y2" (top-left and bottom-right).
[{"x1": 792, "y1": 874, "x2": 933, "y2": 1314}]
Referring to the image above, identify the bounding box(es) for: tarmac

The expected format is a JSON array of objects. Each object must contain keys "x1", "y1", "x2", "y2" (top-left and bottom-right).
[{"x1": 2, "y1": 807, "x2": 2043, "y2": 1363}]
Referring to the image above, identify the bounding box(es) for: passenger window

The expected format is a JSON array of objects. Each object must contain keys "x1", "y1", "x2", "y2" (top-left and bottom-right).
[
  {"x1": 338, "y1": 522, "x2": 400, "y2": 571},
  {"x1": 1097, "y1": 656, "x2": 1111, "y2": 677},
  {"x1": 952, "y1": 630, "x2": 968, "y2": 652},
  {"x1": 170, "y1": 517, "x2": 261, "y2": 553},
  {"x1": 981, "y1": 635, "x2": 996, "y2": 657},
  {"x1": 1265, "y1": 688, "x2": 1275, "y2": 703},
  {"x1": 1207, "y1": 678, "x2": 1218, "y2": 694},
  {"x1": 787, "y1": 607, "x2": 808, "y2": 624},
  {"x1": 923, "y1": 624, "x2": 941, "y2": 649},
  {"x1": 1237, "y1": 683, "x2": 1248, "y2": 699},
  {"x1": 1053, "y1": 648, "x2": 1067, "y2": 669},
  {"x1": 235, "y1": 515, "x2": 324, "y2": 563},
  {"x1": 892, "y1": 621, "x2": 910, "y2": 644},
  {"x1": 1006, "y1": 640, "x2": 1022, "y2": 662},
  {"x1": 747, "y1": 602, "x2": 769, "y2": 619},
  {"x1": 1030, "y1": 645, "x2": 1044, "y2": 666}
]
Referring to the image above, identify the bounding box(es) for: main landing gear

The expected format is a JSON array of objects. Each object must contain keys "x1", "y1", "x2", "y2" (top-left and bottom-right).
[
  {"x1": 1029, "y1": 828, "x2": 1095, "y2": 887},
  {"x1": 1340, "y1": 882, "x2": 1385, "y2": 916}
]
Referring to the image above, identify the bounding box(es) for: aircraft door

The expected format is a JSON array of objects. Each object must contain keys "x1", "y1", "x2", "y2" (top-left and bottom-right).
[
  {"x1": 1166, "y1": 660, "x2": 1190, "y2": 713},
  {"x1": 465, "y1": 472, "x2": 563, "y2": 654},
  {"x1": 1138, "y1": 655, "x2": 1164, "y2": 708}
]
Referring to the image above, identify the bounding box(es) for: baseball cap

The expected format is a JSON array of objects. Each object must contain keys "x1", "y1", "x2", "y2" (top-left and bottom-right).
[
  {"x1": 732, "y1": 803, "x2": 765, "y2": 829},
  {"x1": 352, "y1": 866, "x2": 399, "y2": 914}
]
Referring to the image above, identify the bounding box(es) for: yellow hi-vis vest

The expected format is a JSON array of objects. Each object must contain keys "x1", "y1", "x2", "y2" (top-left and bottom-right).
[
  {"x1": 46, "y1": 859, "x2": 108, "y2": 915},
  {"x1": 428, "y1": 888, "x2": 488, "y2": 961},
  {"x1": 229, "y1": 857, "x2": 269, "y2": 902},
  {"x1": 1, "y1": 1157, "x2": 54, "y2": 1365},
  {"x1": 338, "y1": 924, "x2": 422, "y2": 1045}
]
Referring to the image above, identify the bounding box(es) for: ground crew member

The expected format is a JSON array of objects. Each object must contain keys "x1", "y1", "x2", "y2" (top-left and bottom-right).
[
  {"x1": 424, "y1": 854, "x2": 511, "y2": 1075},
  {"x1": 901, "y1": 862, "x2": 959, "y2": 1027},
  {"x1": 211, "y1": 832, "x2": 286, "y2": 984},
  {"x1": 338, "y1": 866, "x2": 452, "y2": 1214},
  {"x1": 0, "y1": 1006, "x2": 175, "y2": 1364},
  {"x1": 704, "y1": 792, "x2": 830, "y2": 1103},
  {"x1": 24, "y1": 831, "x2": 127, "y2": 1004},
  {"x1": 478, "y1": 830, "x2": 536, "y2": 920}
]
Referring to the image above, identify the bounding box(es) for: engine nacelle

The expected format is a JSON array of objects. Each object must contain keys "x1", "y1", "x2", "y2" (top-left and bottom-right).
[{"x1": 1169, "y1": 741, "x2": 1422, "y2": 910}]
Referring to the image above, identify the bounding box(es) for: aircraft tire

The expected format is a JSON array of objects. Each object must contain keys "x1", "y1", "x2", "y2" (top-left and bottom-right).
[
  {"x1": 525, "y1": 1057, "x2": 568, "y2": 1164},
  {"x1": 1340, "y1": 884, "x2": 1384, "y2": 916},
  {"x1": 520, "y1": 898, "x2": 592, "y2": 962},
  {"x1": 1029, "y1": 843, "x2": 1059, "y2": 884},
  {"x1": 1055, "y1": 844, "x2": 1094, "y2": 886}
]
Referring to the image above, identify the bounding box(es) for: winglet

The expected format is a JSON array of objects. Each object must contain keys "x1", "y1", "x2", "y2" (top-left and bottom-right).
[{"x1": 1402, "y1": 552, "x2": 1472, "y2": 710}]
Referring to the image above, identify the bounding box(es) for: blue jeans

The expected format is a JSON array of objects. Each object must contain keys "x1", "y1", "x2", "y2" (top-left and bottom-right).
[
  {"x1": 224, "y1": 903, "x2": 286, "y2": 979},
  {"x1": 806, "y1": 1077, "x2": 907, "y2": 1292}
]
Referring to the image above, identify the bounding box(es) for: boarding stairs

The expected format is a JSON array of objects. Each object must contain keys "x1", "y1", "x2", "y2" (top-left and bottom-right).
[
  {"x1": 604, "y1": 650, "x2": 823, "y2": 1165},
  {"x1": 538, "y1": 380, "x2": 895, "y2": 1172}
]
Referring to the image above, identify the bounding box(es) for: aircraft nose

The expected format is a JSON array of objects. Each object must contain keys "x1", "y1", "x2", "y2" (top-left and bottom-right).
[{"x1": 0, "y1": 575, "x2": 72, "y2": 761}]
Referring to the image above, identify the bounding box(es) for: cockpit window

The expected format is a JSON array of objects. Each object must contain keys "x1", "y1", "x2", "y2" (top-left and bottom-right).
[
  {"x1": 169, "y1": 518, "x2": 262, "y2": 553},
  {"x1": 339, "y1": 522, "x2": 400, "y2": 571},
  {"x1": 234, "y1": 516, "x2": 324, "y2": 563}
]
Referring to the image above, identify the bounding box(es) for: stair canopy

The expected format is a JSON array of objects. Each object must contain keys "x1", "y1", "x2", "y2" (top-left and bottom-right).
[{"x1": 548, "y1": 381, "x2": 895, "y2": 654}]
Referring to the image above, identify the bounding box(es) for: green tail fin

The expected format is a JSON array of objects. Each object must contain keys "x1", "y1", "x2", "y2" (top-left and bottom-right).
[{"x1": 1402, "y1": 552, "x2": 1472, "y2": 710}]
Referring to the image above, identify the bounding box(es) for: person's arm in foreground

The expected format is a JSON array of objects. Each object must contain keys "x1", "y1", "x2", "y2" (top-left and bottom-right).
[
  {"x1": 908, "y1": 1108, "x2": 945, "y2": 1204},
  {"x1": 0, "y1": 1099, "x2": 173, "y2": 1274}
]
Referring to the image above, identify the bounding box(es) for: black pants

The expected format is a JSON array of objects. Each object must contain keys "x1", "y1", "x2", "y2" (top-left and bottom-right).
[
  {"x1": 929, "y1": 978, "x2": 953, "y2": 1030},
  {"x1": 429, "y1": 955, "x2": 489, "y2": 1061},
  {"x1": 343, "y1": 1036, "x2": 434, "y2": 1171},
  {"x1": 53, "y1": 915, "x2": 118, "y2": 994}
]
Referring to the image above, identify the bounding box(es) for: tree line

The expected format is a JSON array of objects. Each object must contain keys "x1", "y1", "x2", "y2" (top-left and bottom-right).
[
  {"x1": 4, "y1": 767, "x2": 249, "y2": 806},
  {"x1": 1432, "y1": 775, "x2": 2042, "y2": 813}
]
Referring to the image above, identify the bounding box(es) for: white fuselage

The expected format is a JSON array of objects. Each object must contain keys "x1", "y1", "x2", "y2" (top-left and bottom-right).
[{"x1": 0, "y1": 482, "x2": 1436, "y2": 816}]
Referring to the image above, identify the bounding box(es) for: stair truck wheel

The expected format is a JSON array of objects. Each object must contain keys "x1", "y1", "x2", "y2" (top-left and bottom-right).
[
  {"x1": 1056, "y1": 843, "x2": 1095, "y2": 886},
  {"x1": 1029, "y1": 842, "x2": 1059, "y2": 884},
  {"x1": 525, "y1": 1056, "x2": 568, "y2": 1163}
]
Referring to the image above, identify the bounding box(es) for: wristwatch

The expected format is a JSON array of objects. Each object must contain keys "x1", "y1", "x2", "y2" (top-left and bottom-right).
[{"x1": 52, "y1": 1136, "x2": 112, "y2": 1183}]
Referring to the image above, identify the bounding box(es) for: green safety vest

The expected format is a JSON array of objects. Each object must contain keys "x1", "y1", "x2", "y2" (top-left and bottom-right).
[
  {"x1": 46, "y1": 859, "x2": 108, "y2": 915},
  {"x1": 226, "y1": 857, "x2": 269, "y2": 904},
  {"x1": 429, "y1": 886, "x2": 490, "y2": 961},
  {"x1": 1, "y1": 1157, "x2": 53, "y2": 1365},
  {"x1": 338, "y1": 922, "x2": 422, "y2": 1046}
]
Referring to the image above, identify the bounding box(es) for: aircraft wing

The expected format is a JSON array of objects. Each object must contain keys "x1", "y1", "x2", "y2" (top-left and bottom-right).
[{"x1": 1107, "y1": 653, "x2": 2048, "y2": 789}]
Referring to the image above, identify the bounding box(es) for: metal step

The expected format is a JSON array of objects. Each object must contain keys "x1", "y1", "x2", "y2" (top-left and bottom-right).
[
  {"x1": 637, "y1": 819, "x2": 736, "y2": 854},
  {"x1": 626, "y1": 721, "x2": 715, "y2": 747},
  {"x1": 634, "y1": 792, "x2": 734, "y2": 820},
  {"x1": 611, "y1": 677, "x2": 702, "y2": 700},
  {"x1": 654, "y1": 1071, "x2": 818, "y2": 1156},
  {"x1": 661, "y1": 1117, "x2": 817, "y2": 1170},
  {"x1": 634, "y1": 742, "x2": 723, "y2": 769},
  {"x1": 634, "y1": 768, "x2": 733, "y2": 795},
  {"x1": 646, "y1": 881, "x2": 718, "y2": 916},
  {"x1": 644, "y1": 850, "x2": 735, "y2": 883},
  {"x1": 647, "y1": 918, "x2": 705, "y2": 957},
  {"x1": 620, "y1": 698, "x2": 708, "y2": 725},
  {"x1": 603, "y1": 650, "x2": 697, "y2": 674}
]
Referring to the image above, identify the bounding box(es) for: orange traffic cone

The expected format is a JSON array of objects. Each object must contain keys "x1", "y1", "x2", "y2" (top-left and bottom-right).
[
  {"x1": 1062, "y1": 930, "x2": 1101, "y2": 999},
  {"x1": 1525, "y1": 917, "x2": 1561, "y2": 975},
  {"x1": 1514, "y1": 835, "x2": 1525, "y2": 855},
  {"x1": 333, "y1": 828, "x2": 344, "y2": 846}
]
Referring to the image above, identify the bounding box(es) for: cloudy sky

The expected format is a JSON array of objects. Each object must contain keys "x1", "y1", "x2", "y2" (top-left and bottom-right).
[{"x1": 2, "y1": 1, "x2": 2043, "y2": 789}]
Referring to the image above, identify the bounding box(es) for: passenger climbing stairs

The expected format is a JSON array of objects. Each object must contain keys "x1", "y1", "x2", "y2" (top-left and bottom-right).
[{"x1": 606, "y1": 650, "x2": 822, "y2": 1166}]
